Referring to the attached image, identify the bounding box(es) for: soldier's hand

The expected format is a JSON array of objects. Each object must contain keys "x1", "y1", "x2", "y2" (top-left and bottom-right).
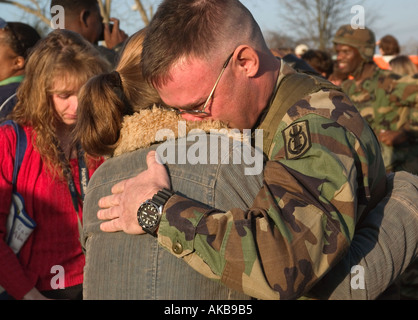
[
  {"x1": 378, "y1": 129, "x2": 408, "y2": 146},
  {"x1": 97, "y1": 151, "x2": 170, "y2": 234}
]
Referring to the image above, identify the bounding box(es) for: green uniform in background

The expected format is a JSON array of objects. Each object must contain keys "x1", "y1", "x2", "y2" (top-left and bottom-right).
[
  {"x1": 341, "y1": 65, "x2": 418, "y2": 174},
  {"x1": 334, "y1": 24, "x2": 418, "y2": 300}
]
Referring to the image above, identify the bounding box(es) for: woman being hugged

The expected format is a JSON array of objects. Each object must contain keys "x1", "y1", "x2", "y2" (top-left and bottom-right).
[
  {"x1": 0, "y1": 29, "x2": 110, "y2": 300},
  {"x1": 75, "y1": 28, "x2": 162, "y2": 158}
]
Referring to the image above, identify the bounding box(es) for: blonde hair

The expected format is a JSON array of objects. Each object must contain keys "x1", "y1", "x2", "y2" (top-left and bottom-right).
[
  {"x1": 10, "y1": 29, "x2": 110, "y2": 179},
  {"x1": 76, "y1": 28, "x2": 161, "y2": 157},
  {"x1": 389, "y1": 55, "x2": 418, "y2": 76}
]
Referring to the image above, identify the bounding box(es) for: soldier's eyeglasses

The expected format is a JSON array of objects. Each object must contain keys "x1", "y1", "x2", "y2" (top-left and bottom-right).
[{"x1": 175, "y1": 51, "x2": 234, "y2": 118}]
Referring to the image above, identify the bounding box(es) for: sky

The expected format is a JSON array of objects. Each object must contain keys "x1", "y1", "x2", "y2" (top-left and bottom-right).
[
  {"x1": 1, "y1": 0, "x2": 418, "y2": 52},
  {"x1": 241, "y1": 0, "x2": 418, "y2": 52}
]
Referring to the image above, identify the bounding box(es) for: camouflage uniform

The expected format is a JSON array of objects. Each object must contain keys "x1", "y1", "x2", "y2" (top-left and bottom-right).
[
  {"x1": 156, "y1": 61, "x2": 387, "y2": 300},
  {"x1": 334, "y1": 26, "x2": 418, "y2": 300},
  {"x1": 340, "y1": 66, "x2": 418, "y2": 174},
  {"x1": 334, "y1": 25, "x2": 418, "y2": 174}
]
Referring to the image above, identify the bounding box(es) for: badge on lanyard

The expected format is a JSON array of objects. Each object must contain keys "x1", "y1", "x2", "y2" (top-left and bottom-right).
[{"x1": 60, "y1": 144, "x2": 89, "y2": 215}]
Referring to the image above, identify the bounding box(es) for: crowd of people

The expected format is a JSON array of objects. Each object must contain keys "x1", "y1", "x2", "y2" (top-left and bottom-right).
[{"x1": 0, "y1": 0, "x2": 417, "y2": 300}]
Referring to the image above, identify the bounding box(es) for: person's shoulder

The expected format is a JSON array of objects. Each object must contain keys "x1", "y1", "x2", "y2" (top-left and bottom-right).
[
  {"x1": 0, "y1": 82, "x2": 20, "y2": 100},
  {"x1": 0, "y1": 121, "x2": 32, "y2": 138},
  {"x1": 395, "y1": 73, "x2": 418, "y2": 85},
  {"x1": 375, "y1": 66, "x2": 401, "y2": 81},
  {"x1": 0, "y1": 121, "x2": 19, "y2": 150},
  {"x1": 375, "y1": 68, "x2": 418, "y2": 98},
  {"x1": 87, "y1": 147, "x2": 152, "y2": 191}
]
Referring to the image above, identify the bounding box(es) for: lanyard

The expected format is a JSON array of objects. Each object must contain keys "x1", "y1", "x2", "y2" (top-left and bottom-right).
[{"x1": 59, "y1": 144, "x2": 89, "y2": 217}]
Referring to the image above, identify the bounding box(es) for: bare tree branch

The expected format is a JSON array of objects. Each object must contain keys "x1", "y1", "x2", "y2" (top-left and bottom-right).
[
  {"x1": 0, "y1": 0, "x2": 50, "y2": 25},
  {"x1": 1, "y1": 0, "x2": 157, "y2": 31},
  {"x1": 134, "y1": 0, "x2": 150, "y2": 26},
  {"x1": 277, "y1": 0, "x2": 355, "y2": 51},
  {"x1": 97, "y1": 0, "x2": 110, "y2": 22}
]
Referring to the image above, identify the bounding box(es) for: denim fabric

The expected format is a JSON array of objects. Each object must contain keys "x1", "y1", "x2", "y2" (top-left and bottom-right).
[
  {"x1": 82, "y1": 134, "x2": 264, "y2": 299},
  {"x1": 308, "y1": 171, "x2": 418, "y2": 299}
]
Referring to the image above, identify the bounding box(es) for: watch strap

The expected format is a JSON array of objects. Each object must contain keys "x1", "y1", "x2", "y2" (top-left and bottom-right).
[
  {"x1": 138, "y1": 189, "x2": 174, "y2": 237},
  {"x1": 152, "y1": 188, "x2": 175, "y2": 207}
]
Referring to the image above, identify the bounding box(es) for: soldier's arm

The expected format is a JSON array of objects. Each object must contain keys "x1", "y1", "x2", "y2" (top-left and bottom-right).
[{"x1": 157, "y1": 112, "x2": 368, "y2": 300}]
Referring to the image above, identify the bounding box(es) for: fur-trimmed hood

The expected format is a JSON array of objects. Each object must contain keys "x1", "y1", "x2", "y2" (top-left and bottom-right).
[{"x1": 114, "y1": 106, "x2": 238, "y2": 157}]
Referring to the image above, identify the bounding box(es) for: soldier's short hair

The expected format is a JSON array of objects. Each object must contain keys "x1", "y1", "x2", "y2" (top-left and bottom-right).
[{"x1": 50, "y1": 0, "x2": 99, "y2": 17}]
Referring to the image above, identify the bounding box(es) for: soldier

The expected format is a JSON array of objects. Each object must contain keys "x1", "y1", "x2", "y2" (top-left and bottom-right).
[
  {"x1": 334, "y1": 24, "x2": 418, "y2": 300},
  {"x1": 94, "y1": 0, "x2": 396, "y2": 300},
  {"x1": 333, "y1": 25, "x2": 418, "y2": 175}
]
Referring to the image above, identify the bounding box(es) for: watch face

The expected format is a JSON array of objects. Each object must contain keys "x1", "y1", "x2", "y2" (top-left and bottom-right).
[{"x1": 138, "y1": 201, "x2": 160, "y2": 228}]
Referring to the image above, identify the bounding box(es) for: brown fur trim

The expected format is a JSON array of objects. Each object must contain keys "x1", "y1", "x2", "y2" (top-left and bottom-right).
[{"x1": 113, "y1": 106, "x2": 236, "y2": 157}]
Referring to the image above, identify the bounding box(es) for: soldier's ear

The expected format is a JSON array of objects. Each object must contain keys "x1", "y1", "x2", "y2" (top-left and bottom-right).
[{"x1": 234, "y1": 45, "x2": 259, "y2": 78}]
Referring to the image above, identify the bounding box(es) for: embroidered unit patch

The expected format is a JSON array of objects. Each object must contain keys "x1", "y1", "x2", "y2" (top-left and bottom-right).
[{"x1": 282, "y1": 121, "x2": 312, "y2": 160}]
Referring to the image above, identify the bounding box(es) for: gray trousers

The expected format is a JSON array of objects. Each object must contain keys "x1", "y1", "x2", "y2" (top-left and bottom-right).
[{"x1": 82, "y1": 134, "x2": 418, "y2": 299}]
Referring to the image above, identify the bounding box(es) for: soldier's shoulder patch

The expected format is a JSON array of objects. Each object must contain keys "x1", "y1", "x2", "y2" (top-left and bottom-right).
[{"x1": 282, "y1": 120, "x2": 312, "y2": 160}]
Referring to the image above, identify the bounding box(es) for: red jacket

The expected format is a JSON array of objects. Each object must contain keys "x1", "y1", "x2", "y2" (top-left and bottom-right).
[{"x1": 0, "y1": 124, "x2": 103, "y2": 299}]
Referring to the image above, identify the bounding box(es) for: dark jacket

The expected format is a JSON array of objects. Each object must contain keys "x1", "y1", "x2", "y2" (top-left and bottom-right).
[{"x1": 0, "y1": 82, "x2": 20, "y2": 119}]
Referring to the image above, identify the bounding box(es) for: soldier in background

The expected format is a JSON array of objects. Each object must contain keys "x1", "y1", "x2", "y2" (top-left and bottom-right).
[
  {"x1": 334, "y1": 25, "x2": 418, "y2": 300},
  {"x1": 333, "y1": 25, "x2": 418, "y2": 176}
]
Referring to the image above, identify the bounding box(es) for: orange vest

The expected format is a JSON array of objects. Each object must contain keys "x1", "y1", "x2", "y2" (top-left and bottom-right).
[
  {"x1": 373, "y1": 56, "x2": 391, "y2": 70},
  {"x1": 374, "y1": 55, "x2": 418, "y2": 71},
  {"x1": 409, "y1": 56, "x2": 418, "y2": 69}
]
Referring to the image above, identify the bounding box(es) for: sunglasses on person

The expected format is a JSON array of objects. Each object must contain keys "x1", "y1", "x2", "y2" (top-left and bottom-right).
[
  {"x1": 172, "y1": 51, "x2": 234, "y2": 118},
  {"x1": 0, "y1": 18, "x2": 25, "y2": 57}
]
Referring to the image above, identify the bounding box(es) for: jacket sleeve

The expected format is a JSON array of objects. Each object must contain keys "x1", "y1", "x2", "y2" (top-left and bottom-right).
[{"x1": 157, "y1": 93, "x2": 385, "y2": 300}]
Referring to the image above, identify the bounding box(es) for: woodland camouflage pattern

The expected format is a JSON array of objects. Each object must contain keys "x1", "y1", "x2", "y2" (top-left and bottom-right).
[
  {"x1": 341, "y1": 65, "x2": 418, "y2": 174},
  {"x1": 335, "y1": 25, "x2": 418, "y2": 300},
  {"x1": 333, "y1": 23, "x2": 418, "y2": 174},
  {"x1": 157, "y1": 62, "x2": 387, "y2": 300}
]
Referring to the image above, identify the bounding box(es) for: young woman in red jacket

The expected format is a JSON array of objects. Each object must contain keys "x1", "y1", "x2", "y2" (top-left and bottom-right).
[{"x1": 0, "y1": 29, "x2": 110, "y2": 300}]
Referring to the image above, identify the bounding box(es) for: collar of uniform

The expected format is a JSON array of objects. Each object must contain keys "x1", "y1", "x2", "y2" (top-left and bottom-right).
[
  {"x1": 254, "y1": 59, "x2": 296, "y2": 130},
  {"x1": 351, "y1": 61, "x2": 377, "y2": 82}
]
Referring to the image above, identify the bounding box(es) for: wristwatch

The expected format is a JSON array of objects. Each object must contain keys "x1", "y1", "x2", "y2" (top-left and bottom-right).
[{"x1": 137, "y1": 188, "x2": 174, "y2": 237}]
